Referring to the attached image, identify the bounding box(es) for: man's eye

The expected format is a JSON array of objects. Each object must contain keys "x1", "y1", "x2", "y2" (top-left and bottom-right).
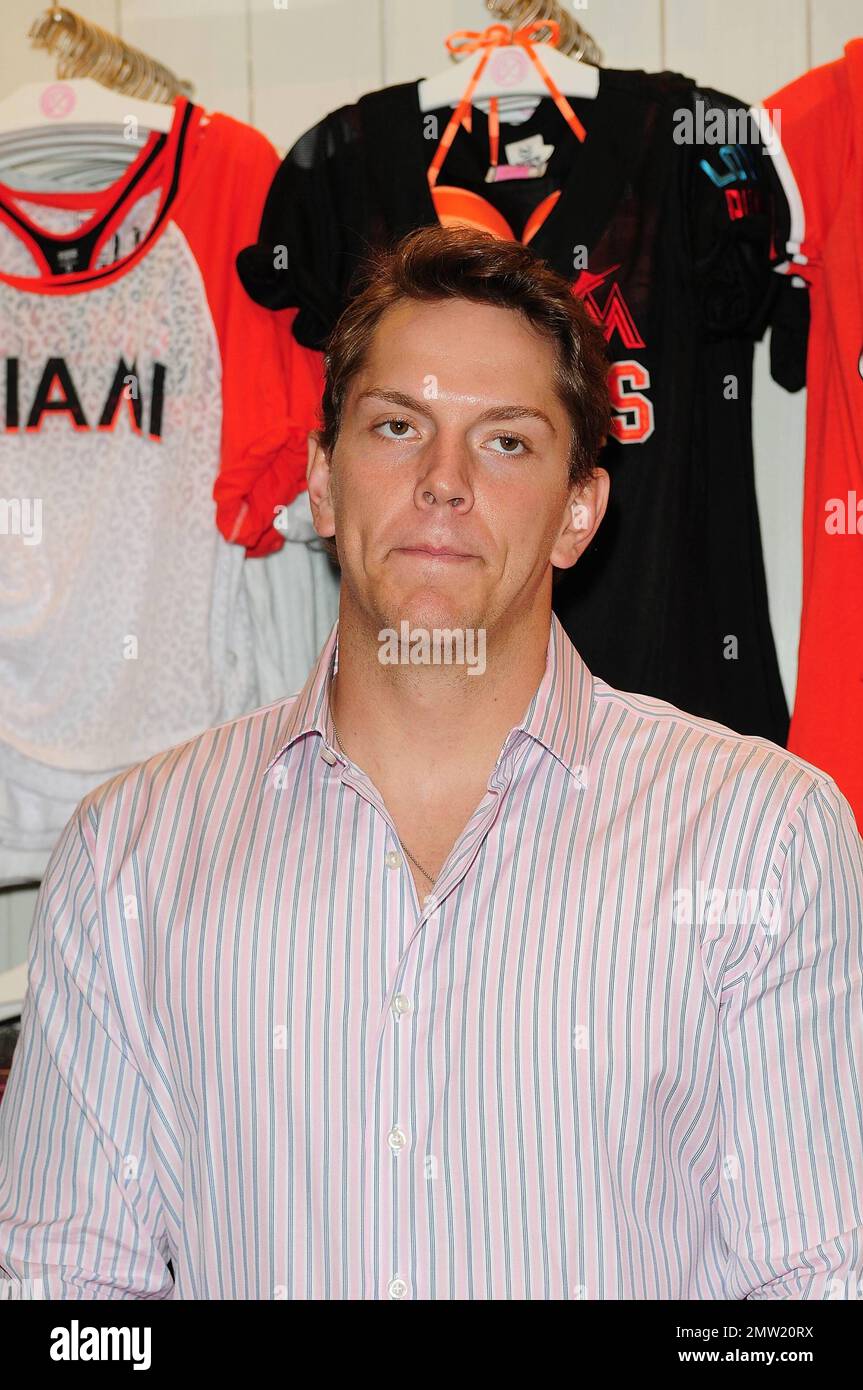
[
  {"x1": 375, "y1": 418, "x2": 417, "y2": 439},
  {"x1": 487, "y1": 434, "x2": 527, "y2": 455}
]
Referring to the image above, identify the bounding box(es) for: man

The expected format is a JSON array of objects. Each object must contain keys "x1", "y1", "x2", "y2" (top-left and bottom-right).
[{"x1": 1, "y1": 226, "x2": 861, "y2": 1300}]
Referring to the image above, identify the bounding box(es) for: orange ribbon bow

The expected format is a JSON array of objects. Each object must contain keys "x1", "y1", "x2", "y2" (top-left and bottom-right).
[{"x1": 428, "y1": 21, "x2": 587, "y2": 189}]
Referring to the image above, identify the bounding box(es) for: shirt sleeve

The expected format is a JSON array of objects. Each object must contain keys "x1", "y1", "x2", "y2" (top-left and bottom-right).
[
  {"x1": 235, "y1": 104, "x2": 367, "y2": 351},
  {"x1": 756, "y1": 55, "x2": 851, "y2": 393},
  {"x1": 761, "y1": 53, "x2": 852, "y2": 281},
  {"x1": 211, "y1": 299, "x2": 325, "y2": 559},
  {"x1": 717, "y1": 777, "x2": 863, "y2": 1299},
  {"x1": 0, "y1": 800, "x2": 174, "y2": 1299},
  {"x1": 686, "y1": 86, "x2": 789, "y2": 340},
  {"x1": 767, "y1": 271, "x2": 809, "y2": 394},
  {"x1": 176, "y1": 114, "x2": 325, "y2": 557}
]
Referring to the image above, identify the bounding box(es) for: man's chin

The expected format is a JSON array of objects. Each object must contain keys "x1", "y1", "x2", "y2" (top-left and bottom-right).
[{"x1": 376, "y1": 589, "x2": 483, "y2": 634}]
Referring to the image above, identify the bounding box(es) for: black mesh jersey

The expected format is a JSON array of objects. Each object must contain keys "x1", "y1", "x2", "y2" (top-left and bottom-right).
[{"x1": 238, "y1": 69, "x2": 790, "y2": 743}]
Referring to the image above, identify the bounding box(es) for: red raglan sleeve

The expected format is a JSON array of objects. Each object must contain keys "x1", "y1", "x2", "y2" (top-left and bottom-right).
[
  {"x1": 176, "y1": 113, "x2": 325, "y2": 557},
  {"x1": 762, "y1": 53, "x2": 853, "y2": 282}
]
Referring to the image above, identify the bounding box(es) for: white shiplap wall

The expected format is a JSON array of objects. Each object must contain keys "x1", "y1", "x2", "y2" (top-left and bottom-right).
[{"x1": 0, "y1": 0, "x2": 857, "y2": 967}]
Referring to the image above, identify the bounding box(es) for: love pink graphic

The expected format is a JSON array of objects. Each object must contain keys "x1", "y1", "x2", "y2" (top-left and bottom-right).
[
  {"x1": 39, "y1": 83, "x2": 76, "y2": 118},
  {"x1": 487, "y1": 47, "x2": 529, "y2": 88}
]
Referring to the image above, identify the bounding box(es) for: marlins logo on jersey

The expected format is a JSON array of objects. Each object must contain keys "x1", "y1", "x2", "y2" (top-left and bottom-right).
[{"x1": 236, "y1": 70, "x2": 791, "y2": 745}]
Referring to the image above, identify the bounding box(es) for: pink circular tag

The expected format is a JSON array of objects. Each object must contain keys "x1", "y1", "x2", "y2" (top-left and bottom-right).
[
  {"x1": 487, "y1": 48, "x2": 529, "y2": 88},
  {"x1": 39, "y1": 83, "x2": 76, "y2": 119}
]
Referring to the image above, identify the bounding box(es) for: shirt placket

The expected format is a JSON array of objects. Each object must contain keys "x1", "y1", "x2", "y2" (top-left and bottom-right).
[
  {"x1": 380, "y1": 876, "x2": 422, "y2": 1304},
  {"x1": 359, "y1": 791, "x2": 445, "y2": 1301},
  {"x1": 336, "y1": 746, "x2": 522, "y2": 1301}
]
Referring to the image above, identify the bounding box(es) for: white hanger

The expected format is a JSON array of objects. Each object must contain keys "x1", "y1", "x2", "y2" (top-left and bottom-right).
[
  {"x1": 0, "y1": 78, "x2": 173, "y2": 189},
  {"x1": 418, "y1": 27, "x2": 599, "y2": 120},
  {"x1": 0, "y1": 77, "x2": 173, "y2": 135}
]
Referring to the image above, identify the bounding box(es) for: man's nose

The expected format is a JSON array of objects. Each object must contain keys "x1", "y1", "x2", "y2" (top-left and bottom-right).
[{"x1": 414, "y1": 434, "x2": 474, "y2": 509}]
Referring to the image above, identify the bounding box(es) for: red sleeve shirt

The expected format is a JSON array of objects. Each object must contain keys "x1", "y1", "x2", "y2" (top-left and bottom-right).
[
  {"x1": 762, "y1": 39, "x2": 863, "y2": 830},
  {"x1": 177, "y1": 113, "x2": 325, "y2": 557}
]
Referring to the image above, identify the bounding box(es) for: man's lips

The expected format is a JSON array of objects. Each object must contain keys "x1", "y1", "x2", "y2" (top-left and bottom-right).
[{"x1": 394, "y1": 545, "x2": 478, "y2": 561}]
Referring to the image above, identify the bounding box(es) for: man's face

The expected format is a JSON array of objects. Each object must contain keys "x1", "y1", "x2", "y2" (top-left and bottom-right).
[{"x1": 308, "y1": 296, "x2": 608, "y2": 636}]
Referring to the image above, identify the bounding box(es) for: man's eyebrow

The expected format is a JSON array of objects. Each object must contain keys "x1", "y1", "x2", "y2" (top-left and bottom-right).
[
  {"x1": 356, "y1": 388, "x2": 431, "y2": 415},
  {"x1": 356, "y1": 388, "x2": 557, "y2": 432},
  {"x1": 475, "y1": 403, "x2": 557, "y2": 432}
]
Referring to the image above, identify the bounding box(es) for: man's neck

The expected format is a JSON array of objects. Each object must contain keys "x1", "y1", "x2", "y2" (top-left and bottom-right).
[{"x1": 329, "y1": 606, "x2": 551, "y2": 800}]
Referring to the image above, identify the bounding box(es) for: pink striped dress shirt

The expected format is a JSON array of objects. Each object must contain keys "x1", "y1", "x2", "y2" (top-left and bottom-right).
[{"x1": 1, "y1": 614, "x2": 862, "y2": 1299}]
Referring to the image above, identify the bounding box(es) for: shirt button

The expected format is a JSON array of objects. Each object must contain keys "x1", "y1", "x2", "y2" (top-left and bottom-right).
[
  {"x1": 392, "y1": 993, "x2": 412, "y2": 1019},
  {"x1": 387, "y1": 1125, "x2": 407, "y2": 1153},
  {"x1": 320, "y1": 747, "x2": 337, "y2": 765},
  {"x1": 422, "y1": 893, "x2": 437, "y2": 910},
  {"x1": 385, "y1": 850, "x2": 402, "y2": 869},
  {"x1": 388, "y1": 1276, "x2": 409, "y2": 1299}
]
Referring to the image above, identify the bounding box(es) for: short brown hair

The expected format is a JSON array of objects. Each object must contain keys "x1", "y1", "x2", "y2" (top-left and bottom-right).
[{"x1": 317, "y1": 225, "x2": 612, "y2": 561}]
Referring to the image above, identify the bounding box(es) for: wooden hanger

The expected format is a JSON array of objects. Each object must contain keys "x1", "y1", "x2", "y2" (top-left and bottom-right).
[
  {"x1": 486, "y1": 0, "x2": 603, "y2": 66},
  {"x1": 28, "y1": 6, "x2": 193, "y2": 103}
]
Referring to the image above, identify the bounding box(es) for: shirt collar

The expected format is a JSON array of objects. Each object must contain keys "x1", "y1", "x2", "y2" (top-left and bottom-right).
[{"x1": 262, "y1": 613, "x2": 594, "y2": 784}]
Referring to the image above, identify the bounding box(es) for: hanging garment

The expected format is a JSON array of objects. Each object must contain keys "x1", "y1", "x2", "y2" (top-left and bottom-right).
[
  {"x1": 238, "y1": 69, "x2": 791, "y2": 745},
  {"x1": 761, "y1": 39, "x2": 863, "y2": 831},
  {"x1": 0, "y1": 97, "x2": 321, "y2": 882},
  {"x1": 0, "y1": 1017, "x2": 22, "y2": 1109},
  {"x1": 243, "y1": 490, "x2": 341, "y2": 703}
]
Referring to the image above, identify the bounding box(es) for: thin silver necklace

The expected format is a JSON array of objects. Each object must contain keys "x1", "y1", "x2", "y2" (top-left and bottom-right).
[{"x1": 329, "y1": 709, "x2": 437, "y2": 887}]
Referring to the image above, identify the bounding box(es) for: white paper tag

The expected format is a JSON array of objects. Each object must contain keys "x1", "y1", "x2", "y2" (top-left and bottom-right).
[{"x1": 504, "y1": 132, "x2": 554, "y2": 173}]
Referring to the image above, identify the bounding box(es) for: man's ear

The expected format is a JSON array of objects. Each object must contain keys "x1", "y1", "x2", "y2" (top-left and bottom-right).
[
  {"x1": 307, "y1": 430, "x2": 336, "y2": 543},
  {"x1": 549, "y1": 467, "x2": 610, "y2": 572}
]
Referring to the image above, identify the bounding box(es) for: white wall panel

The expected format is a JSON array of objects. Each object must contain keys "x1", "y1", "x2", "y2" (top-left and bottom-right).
[
  {"x1": 810, "y1": 0, "x2": 860, "y2": 66},
  {"x1": 250, "y1": 0, "x2": 383, "y2": 151},
  {"x1": 382, "y1": 0, "x2": 492, "y2": 88},
  {"x1": 665, "y1": 0, "x2": 809, "y2": 100},
  {"x1": 121, "y1": 0, "x2": 251, "y2": 124},
  {"x1": 752, "y1": 344, "x2": 806, "y2": 712},
  {"x1": 595, "y1": 0, "x2": 663, "y2": 71}
]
